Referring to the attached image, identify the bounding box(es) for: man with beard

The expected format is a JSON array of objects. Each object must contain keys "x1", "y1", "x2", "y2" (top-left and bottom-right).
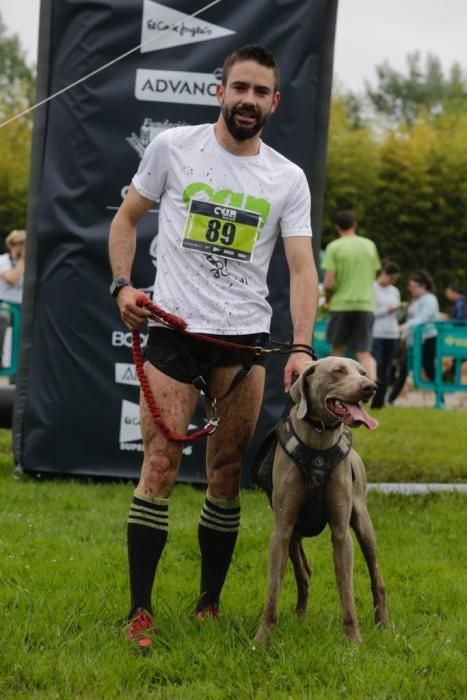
[{"x1": 109, "y1": 44, "x2": 318, "y2": 649}]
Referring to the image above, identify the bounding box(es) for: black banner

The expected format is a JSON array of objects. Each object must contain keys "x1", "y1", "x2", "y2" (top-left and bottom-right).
[{"x1": 14, "y1": 0, "x2": 337, "y2": 481}]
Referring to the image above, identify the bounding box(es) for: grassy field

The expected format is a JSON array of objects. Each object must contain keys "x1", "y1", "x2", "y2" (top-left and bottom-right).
[
  {"x1": 1, "y1": 412, "x2": 466, "y2": 699},
  {"x1": 352, "y1": 405, "x2": 467, "y2": 483}
]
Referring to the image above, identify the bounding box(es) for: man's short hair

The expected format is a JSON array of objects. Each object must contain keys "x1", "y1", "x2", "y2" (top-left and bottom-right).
[
  {"x1": 334, "y1": 210, "x2": 355, "y2": 231},
  {"x1": 446, "y1": 281, "x2": 462, "y2": 294},
  {"x1": 222, "y1": 45, "x2": 280, "y2": 91},
  {"x1": 381, "y1": 259, "x2": 400, "y2": 275}
]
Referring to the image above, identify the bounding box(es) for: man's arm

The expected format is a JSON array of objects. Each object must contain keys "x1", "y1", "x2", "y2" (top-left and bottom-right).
[
  {"x1": 323, "y1": 269, "x2": 335, "y2": 302},
  {"x1": 1, "y1": 258, "x2": 24, "y2": 286},
  {"x1": 108, "y1": 183, "x2": 154, "y2": 330},
  {"x1": 283, "y1": 236, "x2": 319, "y2": 392}
]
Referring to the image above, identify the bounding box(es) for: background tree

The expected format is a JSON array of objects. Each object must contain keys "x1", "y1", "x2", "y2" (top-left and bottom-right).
[
  {"x1": 365, "y1": 52, "x2": 467, "y2": 126},
  {"x1": 322, "y1": 96, "x2": 379, "y2": 246},
  {"x1": 0, "y1": 12, "x2": 35, "y2": 238},
  {"x1": 323, "y1": 56, "x2": 467, "y2": 301}
]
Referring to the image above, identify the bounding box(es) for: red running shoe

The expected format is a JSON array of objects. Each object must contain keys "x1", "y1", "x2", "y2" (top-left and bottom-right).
[
  {"x1": 196, "y1": 603, "x2": 219, "y2": 622},
  {"x1": 127, "y1": 608, "x2": 155, "y2": 649}
]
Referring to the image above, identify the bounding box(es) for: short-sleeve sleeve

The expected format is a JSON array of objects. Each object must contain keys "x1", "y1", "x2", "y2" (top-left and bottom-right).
[
  {"x1": 0, "y1": 254, "x2": 11, "y2": 274},
  {"x1": 280, "y1": 169, "x2": 312, "y2": 238},
  {"x1": 132, "y1": 130, "x2": 171, "y2": 202}
]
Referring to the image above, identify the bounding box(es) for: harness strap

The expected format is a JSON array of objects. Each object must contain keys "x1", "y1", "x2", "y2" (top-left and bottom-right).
[
  {"x1": 192, "y1": 365, "x2": 253, "y2": 403},
  {"x1": 276, "y1": 417, "x2": 352, "y2": 487}
]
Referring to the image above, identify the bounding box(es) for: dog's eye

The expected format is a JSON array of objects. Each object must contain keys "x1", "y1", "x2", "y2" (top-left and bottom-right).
[{"x1": 332, "y1": 365, "x2": 347, "y2": 375}]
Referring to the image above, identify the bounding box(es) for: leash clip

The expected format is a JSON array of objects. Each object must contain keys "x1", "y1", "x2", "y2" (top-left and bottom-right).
[
  {"x1": 253, "y1": 345, "x2": 279, "y2": 356},
  {"x1": 205, "y1": 398, "x2": 220, "y2": 434},
  {"x1": 205, "y1": 416, "x2": 220, "y2": 434}
]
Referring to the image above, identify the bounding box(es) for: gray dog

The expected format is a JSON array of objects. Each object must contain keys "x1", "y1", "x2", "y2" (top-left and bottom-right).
[{"x1": 254, "y1": 357, "x2": 388, "y2": 647}]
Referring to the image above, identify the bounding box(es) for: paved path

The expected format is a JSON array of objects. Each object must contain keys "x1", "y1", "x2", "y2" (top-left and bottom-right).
[
  {"x1": 368, "y1": 483, "x2": 467, "y2": 494},
  {"x1": 385, "y1": 389, "x2": 467, "y2": 409}
]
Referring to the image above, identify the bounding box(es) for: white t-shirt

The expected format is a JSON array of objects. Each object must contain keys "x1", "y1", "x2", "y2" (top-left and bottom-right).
[
  {"x1": 372, "y1": 282, "x2": 400, "y2": 339},
  {"x1": 0, "y1": 253, "x2": 23, "y2": 303},
  {"x1": 132, "y1": 124, "x2": 312, "y2": 334}
]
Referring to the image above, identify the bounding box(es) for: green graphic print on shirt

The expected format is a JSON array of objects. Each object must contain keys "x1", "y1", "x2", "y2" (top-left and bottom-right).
[{"x1": 182, "y1": 181, "x2": 271, "y2": 235}]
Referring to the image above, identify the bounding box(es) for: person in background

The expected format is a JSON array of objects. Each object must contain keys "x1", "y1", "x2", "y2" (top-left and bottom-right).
[
  {"x1": 388, "y1": 270, "x2": 439, "y2": 404},
  {"x1": 0, "y1": 230, "x2": 26, "y2": 365},
  {"x1": 443, "y1": 282, "x2": 467, "y2": 383},
  {"x1": 445, "y1": 282, "x2": 467, "y2": 321},
  {"x1": 371, "y1": 260, "x2": 401, "y2": 408},
  {"x1": 322, "y1": 210, "x2": 381, "y2": 381}
]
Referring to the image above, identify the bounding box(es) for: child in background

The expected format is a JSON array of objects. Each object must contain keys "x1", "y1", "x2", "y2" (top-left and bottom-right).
[{"x1": 371, "y1": 260, "x2": 401, "y2": 408}]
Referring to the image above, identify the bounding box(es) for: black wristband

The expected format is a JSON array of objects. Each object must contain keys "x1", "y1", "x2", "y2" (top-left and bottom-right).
[{"x1": 291, "y1": 344, "x2": 318, "y2": 360}]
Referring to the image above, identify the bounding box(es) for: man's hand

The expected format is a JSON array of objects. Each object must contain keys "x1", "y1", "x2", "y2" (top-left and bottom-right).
[
  {"x1": 283, "y1": 351, "x2": 313, "y2": 393},
  {"x1": 116, "y1": 286, "x2": 152, "y2": 331}
]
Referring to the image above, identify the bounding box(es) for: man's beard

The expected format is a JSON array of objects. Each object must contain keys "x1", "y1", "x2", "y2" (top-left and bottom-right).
[{"x1": 222, "y1": 104, "x2": 270, "y2": 141}]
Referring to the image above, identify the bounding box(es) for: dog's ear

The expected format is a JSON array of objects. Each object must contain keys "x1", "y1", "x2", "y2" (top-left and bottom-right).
[{"x1": 289, "y1": 361, "x2": 316, "y2": 419}]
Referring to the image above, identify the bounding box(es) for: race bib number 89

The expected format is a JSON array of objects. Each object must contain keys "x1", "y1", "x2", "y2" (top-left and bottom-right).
[{"x1": 181, "y1": 199, "x2": 260, "y2": 262}]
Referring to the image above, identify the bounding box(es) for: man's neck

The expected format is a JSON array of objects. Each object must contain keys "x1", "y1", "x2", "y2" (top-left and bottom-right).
[
  {"x1": 213, "y1": 119, "x2": 261, "y2": 157},
  {"x1": 339, "y1": 230, "x2": 356, "y2": 238}
]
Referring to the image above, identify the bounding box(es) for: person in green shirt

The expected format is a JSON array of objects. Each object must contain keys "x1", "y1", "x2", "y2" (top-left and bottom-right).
[{"x1": 322, "y1": 211, "x2": 381, "y2": 380}]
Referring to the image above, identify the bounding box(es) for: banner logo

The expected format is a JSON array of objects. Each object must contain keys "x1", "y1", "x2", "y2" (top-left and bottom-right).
[
  {"x1": 112, "y1": 331, "x2": 148, "y2": 348},
  {"x1": 120, "y1": 400, "x2": 143, "y2": 449},
  {"x1": 141, "y1": 0, "x2": 235, "y2": 53},
  {"x1": 135, "y1": 69, "x2": 218, "y2": 106},
  {"x1": 119, "y1": 400, "x2": 195, "y2": 455},
  {"x1": 115, "y1": 363, "x2": 139, "y2": 386},
  {"x1": 127, "y1": 117, "x2": 187, "y2": 157}
]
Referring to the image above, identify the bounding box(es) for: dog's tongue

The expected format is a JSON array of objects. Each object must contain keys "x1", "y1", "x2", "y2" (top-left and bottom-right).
[{"x1": 343, "y1": 402, "x2": 378, "y2": 430}]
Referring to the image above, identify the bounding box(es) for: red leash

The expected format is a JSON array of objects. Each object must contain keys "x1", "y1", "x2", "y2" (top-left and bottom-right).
[{"x1": 131, "y1": 298, "x2": 219, "y2": 443}]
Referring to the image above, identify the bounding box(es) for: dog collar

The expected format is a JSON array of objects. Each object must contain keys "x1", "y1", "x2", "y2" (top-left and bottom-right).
[{"x1": 303, "y1": 415, "x2": 342, "y2": 432}]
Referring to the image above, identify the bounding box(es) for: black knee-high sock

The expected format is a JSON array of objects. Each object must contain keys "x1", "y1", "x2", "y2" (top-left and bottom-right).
[
  {"x1": 127, "y1": 491, "x2": 169, "y2": 617},
  {"x1": 196, "y1": 494, "x2": 240, "y2": 612}
]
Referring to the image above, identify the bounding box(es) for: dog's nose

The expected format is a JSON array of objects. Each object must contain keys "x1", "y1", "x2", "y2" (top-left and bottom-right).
[{"x1": 360, "y1": 379, "x2": 377, "y2": 397}]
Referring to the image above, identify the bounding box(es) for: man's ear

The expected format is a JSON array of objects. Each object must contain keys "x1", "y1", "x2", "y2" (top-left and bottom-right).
[
  {"x1": 270, "y1": 91, "x2": 280, "y2": 114},
  {"x1": 289, "y1": 361, "x2": 316, "y2": 419},
  {"x1": 215, "y1": 82, "x2": 225, "y2": 106}
]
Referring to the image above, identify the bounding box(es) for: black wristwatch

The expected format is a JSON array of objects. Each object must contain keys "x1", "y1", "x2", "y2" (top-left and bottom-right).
[{"x1": 109, "y1": 276, "x2": 132, "y2": 298}]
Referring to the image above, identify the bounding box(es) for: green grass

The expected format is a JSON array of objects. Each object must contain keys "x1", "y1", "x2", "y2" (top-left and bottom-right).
[
  {"x1": 0, "y1": 423, "x2": 466, "y2": 699},
  {"x1": 353, "y1": 406, "x2": 467, "y2": 482}
]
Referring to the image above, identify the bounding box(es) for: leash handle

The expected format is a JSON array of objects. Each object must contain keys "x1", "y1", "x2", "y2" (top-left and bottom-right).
[{"x1": 136, "y1": 295, "x2": 187, "y2": 330}]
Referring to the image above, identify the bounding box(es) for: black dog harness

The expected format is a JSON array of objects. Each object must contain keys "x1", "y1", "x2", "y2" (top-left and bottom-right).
[
  {"x1": 253, "y1": 410, "x2": 353, "y2": 537},
  {"x1": 276, "y1": 416, "x2": 352, "y2": 490}
]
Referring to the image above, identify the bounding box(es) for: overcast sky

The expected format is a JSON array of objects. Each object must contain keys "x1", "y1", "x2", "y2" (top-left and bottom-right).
[{"x1": 1, "y1": 0, "x2": 466, "y2": 92}]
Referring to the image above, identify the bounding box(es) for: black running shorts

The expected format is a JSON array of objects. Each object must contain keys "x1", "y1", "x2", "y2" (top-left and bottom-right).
[
  {"x1": 144, "y1": 327, "x2": 269, "y2": 384},
  {"x1": 326, "y1": 311, "x2": 374, "y2": 353}
]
